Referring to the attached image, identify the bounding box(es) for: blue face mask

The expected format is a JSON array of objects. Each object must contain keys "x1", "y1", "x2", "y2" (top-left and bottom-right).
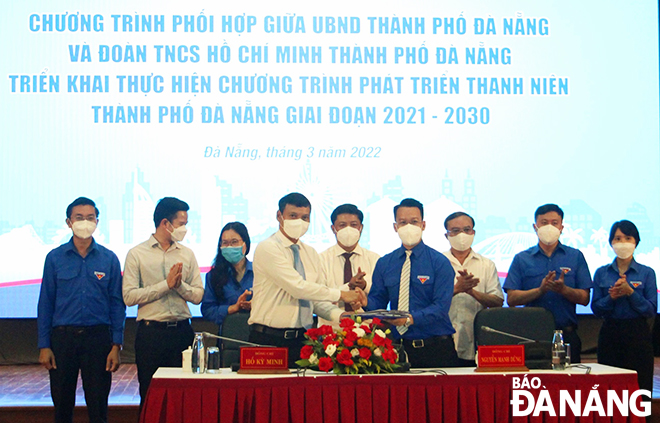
[{"x1": 221, "y1": 246, "x2": 245, "y2": 264}]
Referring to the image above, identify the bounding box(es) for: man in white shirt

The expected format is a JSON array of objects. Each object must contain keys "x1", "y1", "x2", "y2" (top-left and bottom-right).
[
  {"x1": 122, "y1": 197, "x2": 204, "y2": 408},
  {"x1": 319, "y1": 204, "x2": 380, "y2": 328},
  {"x1": 248, "y1": 193, "x2": 363, "y2": 367},
  {"x1": 443, "y1": 211, "x2": 504, "y2": 367}
]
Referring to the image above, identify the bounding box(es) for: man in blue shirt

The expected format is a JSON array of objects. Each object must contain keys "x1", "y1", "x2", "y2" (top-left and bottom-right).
[
  {"x1": 38, "y1": 197, "x2": 125, "y2": 423},
  {"x1": 503, "y1": 204, "x2": 591, "y2": 363},
  {"x1": 366, "y1": 198, "x2": 458, "y2": 368}
]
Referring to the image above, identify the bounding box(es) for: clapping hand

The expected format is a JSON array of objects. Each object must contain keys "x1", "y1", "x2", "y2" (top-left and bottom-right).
[{"x1": 454, "y1": 269, "x2": 479, "y2": 294}]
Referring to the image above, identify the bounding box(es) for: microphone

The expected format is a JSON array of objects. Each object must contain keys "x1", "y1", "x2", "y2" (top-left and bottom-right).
[
  {"x1": 480, "y1": 326, "x2": 536, "y2": 343},
  {"x1": 200, "y1": 332, "x2": 266, "y2": 347}
]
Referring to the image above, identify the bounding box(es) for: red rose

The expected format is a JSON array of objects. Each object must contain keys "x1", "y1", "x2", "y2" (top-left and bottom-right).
[
  {"x1": 323, "y1": 336, "x2": 338, "y2": 348},
  {"x1": 360, "y1": 324, "x2": 372, "y2": 334},
  {"x1": 384, "y1": 338, "x2": 393, "y2": 348},
  {"x1": 300, "y1": 345, "x2": 314, "y2": 360},
  {"x1": 318, "y1": 357, "x2": 334, "y2": 372},
  {"x1": 306, "y1": 328, "x2": 319, "y2": 340},
  {"x1": 337, "y1": 349, "x2": 354, "y2": 366},
  {"x1": 339, "y1": 318, "x2": 355, "y2": 329},
  {"x1": 320, "y1": 325, "x2": 334, "y2": 335},
  {"x1": 359, "y1": 348, "x2": 372, "y2": 360},
  {"x1": 382, "y1": 348, "x2": 397, "y2": 364},
  {"x1": 372, "y1": 317, "x2": 382, "y2": 327},
  {"x1": 372, "y1": 333, "x2": 386, "y2": 346},
  {"x1": 344, "y1": 330, "x2": 358, "y2": 347}
]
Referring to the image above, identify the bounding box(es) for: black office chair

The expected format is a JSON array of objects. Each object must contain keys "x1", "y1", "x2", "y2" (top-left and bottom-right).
[
  {"x1": 220, "y1": 312, "x2": 250, "y2": 368},
  {"x1": 474, "y1": 307, "x2": 555, "y2": 369}
]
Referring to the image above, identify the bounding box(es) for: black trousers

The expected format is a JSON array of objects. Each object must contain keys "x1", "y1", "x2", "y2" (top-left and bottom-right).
[
  {"x1": 248, "y1": 329, "x2": 304, "y2": 368},
  {"x1": 399, "y1": 336, "x2": 459, "y2": 368},
  {"x1": 598, "y1": 318, "x2": 654, "y2": 394},
  {"x1": 49, "y1": 325, "x2": 112, "y2": 423},
  {"x1": 456, "y1": 357, "x2": 477, "y2": 367},
  {"x1": 134, "y1": 321, "x2": 194, "y2": 409}
]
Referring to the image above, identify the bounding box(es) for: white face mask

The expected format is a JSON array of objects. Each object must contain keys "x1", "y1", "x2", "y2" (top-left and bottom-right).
[
  {"x1": 397, "y1": 224, "x2": 423, "y2": 246},
  {"x1": 71, "y1": 220, "x2": 96, "y2": 239},
  {"x1": 537, "y1": 224, "x2": 561, "y2": 245},
  {"x1": 612, "y1": 242, "x2": 635, "y2": 259},
  {"x1": 336, "y1": 226, "x2": 360, "y2": 248},
  {"x1": 448, "y1": 232, "x2": 474, "y2": 252},
  {"x1": 169, "y1": 224, "x2": 187, "y2": 242},
  {"x1": 282, "y1": 218, "x2": 309, "y2": 240}
]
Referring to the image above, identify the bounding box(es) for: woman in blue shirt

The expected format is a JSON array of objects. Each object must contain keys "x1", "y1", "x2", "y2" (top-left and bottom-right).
[
  {"x1": 201, "y1": 222, "x2": 254, "y2": 333},
  {"x1": 591, "y1": 220, "x2": 657, "y2": 394}
]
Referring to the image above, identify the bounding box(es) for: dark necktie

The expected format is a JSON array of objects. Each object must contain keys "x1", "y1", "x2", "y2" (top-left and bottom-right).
[{"x1": 342, "y1": 252, "x2": 354, "y2": 311}]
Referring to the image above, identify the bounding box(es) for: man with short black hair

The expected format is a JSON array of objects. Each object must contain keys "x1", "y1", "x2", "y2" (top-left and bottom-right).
[
  {"x1": 248, "y1": 193, "x2": 363, "y2": 367},
  {"x1": 123, "y1": 197, "x2": 204, "y2": 408},
  {"x1": 443, "y1": 211, "x2": 503, "y2": 367},
  {"x1": 503, "y1": 203, "x2": 592, "y2": 363},
  {"x1": 38, "y1": 197, "x2": 125, "y2": 423},
  {"x1": 319, "y1": 204, "x2": 380, "y2": 328},
  {"x1": 366, "y1": 198, "x2": 458, "y2": 368}
]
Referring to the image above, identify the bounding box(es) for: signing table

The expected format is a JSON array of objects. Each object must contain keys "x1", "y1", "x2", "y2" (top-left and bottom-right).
[{"x1": 140, "y1": 364, "x2": 645, "y2": 423}]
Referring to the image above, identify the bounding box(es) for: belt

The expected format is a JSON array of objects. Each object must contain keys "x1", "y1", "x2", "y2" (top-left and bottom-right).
[
  {"x1": 53, "y1": 325, "x2": 109, "y2": 335},
  {"x1": 139, "y1": 319, "x2": 190, "y2": 329},
  {"x1": 400, "y1": 335, "x2": 452, "y2": 349},
  {"x1": 251, "y1": 324, "x2": 305, "y2": 340}
]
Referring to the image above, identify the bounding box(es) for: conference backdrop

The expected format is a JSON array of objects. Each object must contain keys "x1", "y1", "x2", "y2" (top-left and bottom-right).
[{"x1": 1, "y1": 0, "x2": 658, "y2": 317}]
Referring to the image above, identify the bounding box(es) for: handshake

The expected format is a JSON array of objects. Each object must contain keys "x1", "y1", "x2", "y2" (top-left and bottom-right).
[{"x1": 339, "y1": 288, "x2": 368, "y2": 311}]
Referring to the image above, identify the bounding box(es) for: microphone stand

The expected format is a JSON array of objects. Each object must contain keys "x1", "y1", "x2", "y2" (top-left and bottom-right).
[
  {"x1": 480, "y1": 326, "x2": 536, "y2": 343},
  {"x1": 200, "y1": 332, "x2": 266, "y2": 347}
]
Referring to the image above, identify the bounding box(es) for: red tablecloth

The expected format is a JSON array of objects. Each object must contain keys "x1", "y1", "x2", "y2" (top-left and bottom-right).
[{"x1": 140, "y1": 368, "x2": 646, "y2": 423}]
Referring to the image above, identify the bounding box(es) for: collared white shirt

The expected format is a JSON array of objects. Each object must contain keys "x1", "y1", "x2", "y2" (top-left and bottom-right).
[
  {"x1": 443, "y1": 250, "x2": 504, "y2": 360},
  {"x1": 318, "y1": 243, "x2": 380, "y2": 327},
  {"x1": 249, "y1": 230, "x2": 342, "y2": 329},
  {"x1": 123, "y1": 235, "x2": 204, "y2": 322}
]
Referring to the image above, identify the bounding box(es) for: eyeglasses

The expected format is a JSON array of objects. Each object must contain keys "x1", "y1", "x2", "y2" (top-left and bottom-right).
[
  {"x1": 447, "y1": 227, "x2": 474, "y2": 236},
  {"x1": 221, "y1": 239, "x2": 244, "y2": 247}
]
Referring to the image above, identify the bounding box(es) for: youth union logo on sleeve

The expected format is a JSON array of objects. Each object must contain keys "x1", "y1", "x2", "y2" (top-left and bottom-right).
[
  {"x1": 631, "y1": 281, "x2": 642, "y2": 288},
  {"x1": 94, "y1": 271, "x2": 105, "y2": 280}
]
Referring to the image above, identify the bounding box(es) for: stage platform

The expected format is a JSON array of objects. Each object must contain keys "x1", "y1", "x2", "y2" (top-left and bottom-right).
[{"x1": 2, "y1": 359, "x2": 660, "y2": 422}]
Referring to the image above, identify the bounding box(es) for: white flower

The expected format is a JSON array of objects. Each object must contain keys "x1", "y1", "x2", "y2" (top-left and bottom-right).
[
  {"x1": 374, "y1": 329, "x2": 386, "y2": 339},
  {"x1": 325, "y1": 344, "x2": 337, "y2": 356},
  {"x1": 373, "y1": 348, "x2": 382, "y2": 357},
  {"x1": 351, "y1": 348, "x2": 360, "y2": 357},
  {"x1": 309, "y1": 353, "x2": 319, "y2": 365},
  {"x1": 353, "y1": 328, "x2": 366, "y2": 338}
]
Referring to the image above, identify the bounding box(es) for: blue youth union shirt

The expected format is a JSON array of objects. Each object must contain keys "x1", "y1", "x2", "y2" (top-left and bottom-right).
[
  {"x1": 367, "y1": 241, "x2": 455, "y2": 340},
  {"x1": 591, "y1": 259, "x2": 657, "y2": 320},
  {"x1": 201, "y1": 260, "x2": 254, "y2": 331},
  {"x1": 37, "y1": 238, "x2": 126, "y2": 349},
  {"x1": 503, "y1": 243, "x2": 592, "y2": 328}
]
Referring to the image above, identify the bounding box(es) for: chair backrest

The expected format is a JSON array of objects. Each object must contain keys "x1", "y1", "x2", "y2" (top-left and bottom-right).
[
  {"x1": 474, "y1": 307, "x2": 555, "y2": 369},
  {"x1": 220, "y1": 312, "x2": 250, "y2": 368}
]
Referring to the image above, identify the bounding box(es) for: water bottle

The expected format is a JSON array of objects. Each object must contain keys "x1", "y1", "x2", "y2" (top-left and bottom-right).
[
  {"x1": 551, "y1": 330, "x2": 566, "y2": 370},
  {"x1": 191, "y1": 333, "x2": 206, "y2": 374}
]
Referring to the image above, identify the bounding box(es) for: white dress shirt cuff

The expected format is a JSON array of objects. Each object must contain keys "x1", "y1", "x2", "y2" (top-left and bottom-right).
[
  {"x1": 157, "y1": 280, "x2": 171, "y2": 295},
  {"x1": 329, "y1": 307, "x2": 344, "y2": 323}
]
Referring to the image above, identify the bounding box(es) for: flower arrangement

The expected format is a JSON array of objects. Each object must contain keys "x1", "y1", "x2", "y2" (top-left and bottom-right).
[{"x1": 295, "y1": 317, "x2": 400, "y2": 374}]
